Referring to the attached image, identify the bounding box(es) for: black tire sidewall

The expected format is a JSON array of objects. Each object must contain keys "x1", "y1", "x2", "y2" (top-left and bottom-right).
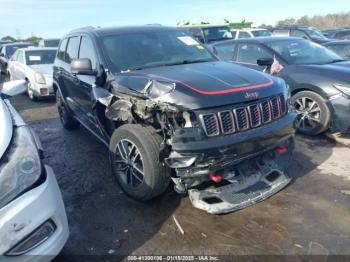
[
  {"x1": 292, "y1": 91, "x2": 331, "y2": 135},
  {"x1": 110, "y1": 125, "x2": 170, "y2": 201}
]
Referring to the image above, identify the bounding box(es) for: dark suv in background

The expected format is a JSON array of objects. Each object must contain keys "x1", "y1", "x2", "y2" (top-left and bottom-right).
[
  {"x1": 0, "y1": 42, "x2": 32, "y2": 75},
  {"x1": 178, "y1": 24, "x2": 233, "y2": 44},
  {"x1": 53, "y1": 26, "x2": 295, "y2": 214},
  {"x1": 271, "y1": 26, "x2": 332, "y2": 44}
]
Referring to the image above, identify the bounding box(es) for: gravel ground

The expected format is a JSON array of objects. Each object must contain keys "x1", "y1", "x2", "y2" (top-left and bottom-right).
[{"x1": 3, "y1": 76, "x2": 350, "y2": 259}]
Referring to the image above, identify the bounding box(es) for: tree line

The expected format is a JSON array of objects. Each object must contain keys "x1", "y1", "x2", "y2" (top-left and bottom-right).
[{"x1": 259, "y1": 12, "x2": 350, "y2": 29}]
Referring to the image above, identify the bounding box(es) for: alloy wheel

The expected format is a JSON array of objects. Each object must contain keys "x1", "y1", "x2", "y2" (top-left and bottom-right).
[
  {"x1": 114, "y1": 139, "x2": 144, "y2": 188},
  {"x1": 294, "y1": 97, "x2": 322, "y2": 132}
]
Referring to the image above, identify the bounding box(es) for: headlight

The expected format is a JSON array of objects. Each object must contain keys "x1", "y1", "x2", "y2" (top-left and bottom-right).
[
  {"x1": 0, "y1": 126, "x2": 42, "y2": 207},
  {"x1": 334, "y1": 84, "x2": 350, "y2": 97},
  {"x1": 35, "y1": 73, "x2": 46, "y2": 84}
]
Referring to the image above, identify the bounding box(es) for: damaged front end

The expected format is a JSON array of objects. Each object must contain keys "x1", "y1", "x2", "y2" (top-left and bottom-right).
[{"x1": 101, "y1": 75, "x2": 296, "y2": 214}]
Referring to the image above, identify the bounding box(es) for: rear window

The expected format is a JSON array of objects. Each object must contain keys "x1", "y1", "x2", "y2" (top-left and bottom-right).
[
  {"x1": 25, "y1": 50, "x2": 57, "y2": 65},
  {"x1": 44, "y1": 39, "x2": 60, "y2": 48},
  {"x1": 252, "y1": 30, "x2": 272, "y2": 37}
]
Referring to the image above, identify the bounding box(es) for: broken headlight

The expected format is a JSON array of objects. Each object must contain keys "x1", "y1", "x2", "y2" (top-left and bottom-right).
[{"x1": 0, "y1": 126, "x2": 42, "y2": 208}]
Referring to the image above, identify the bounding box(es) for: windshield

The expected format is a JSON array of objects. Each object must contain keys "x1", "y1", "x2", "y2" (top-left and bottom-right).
[
  {"x1": 44, "y1": 39, "x2": 60, "y2": 47},
  {"x1": 203, "y1": 27, "x2": 233, "y2": 42},
  {"x1": 303, "y1": 28, "x2": 327, "y2": 40},
  {"x1": 7, "y1": 44, "x2": 31, "y2": 57},
  {"x1": 252, "y1": 30, "x2": 272, "y2": 37},
  {"x1": 266, "y1": 39, "x2": 342, "y2": 65},
  {"x1": 25, "y1": 50, "x2": 56, "y2": 65},
  {"x1": 101, "y1": 29, "x2": 216, "y2": 72}
]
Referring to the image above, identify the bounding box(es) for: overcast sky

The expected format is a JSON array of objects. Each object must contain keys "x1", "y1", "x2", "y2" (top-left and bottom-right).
[{"x1": 1, "y1": 0, "x2": 349, "y2": 39}]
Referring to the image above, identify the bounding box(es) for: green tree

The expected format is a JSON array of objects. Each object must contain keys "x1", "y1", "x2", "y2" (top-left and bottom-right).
[
  {"x1": 1, "y1": 35, "x2": 17, "y2": 42},
  {"x1": 277, "y1": 18, "x2": 296, "y2": 26},
  {"x1": 25, "y1": 36, "x2": 42, "y2": 46},
  {"x1": 297, "y1": 16, "x2": 310, "y2": 26}
]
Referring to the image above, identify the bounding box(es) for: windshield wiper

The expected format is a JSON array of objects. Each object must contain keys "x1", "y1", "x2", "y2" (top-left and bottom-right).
[{"x1": 165, "y1": 59, "x2": 213, "y2": 66}]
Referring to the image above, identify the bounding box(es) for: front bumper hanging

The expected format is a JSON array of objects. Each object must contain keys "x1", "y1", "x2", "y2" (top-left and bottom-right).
[{"x1": 188, "y1": 154, "x2": 291, "y2": 214}]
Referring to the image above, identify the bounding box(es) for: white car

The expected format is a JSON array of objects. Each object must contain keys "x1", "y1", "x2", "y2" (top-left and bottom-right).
[
  {"x1": 0, "y1": 80, "x2": 68, "y2": 261},
  {"x1": 231, "y1": 28, "x2": 272, "y2": 39},
  {"x1": 7, "y1": 48, "x2": 56, "y2": 101}
]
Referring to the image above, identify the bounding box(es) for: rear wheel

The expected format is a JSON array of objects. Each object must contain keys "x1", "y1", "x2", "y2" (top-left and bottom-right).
[
  {"x1": 56, "y1": 90, "x2": 79, "y2": 130},
  {"x1": 110, "y1": 125, "x2": 170, "y2": 201},
  {"x1": 292, "y1": 91, "x2": 330, "y2": 135},
  {"x1": 27, "y1": 81, "x2": 37, "y2": 101}
]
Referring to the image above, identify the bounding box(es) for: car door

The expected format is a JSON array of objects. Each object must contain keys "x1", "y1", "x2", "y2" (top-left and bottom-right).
[
  {"x1": 235, "y1": 43, "x2": 274, "y2": 71},
  {"x1": 75, "y1": 35, "x2": 101, "y2": 134}
]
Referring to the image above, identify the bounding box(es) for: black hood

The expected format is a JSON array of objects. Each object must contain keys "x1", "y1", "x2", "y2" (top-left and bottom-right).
[{"x1": 113, "y1": 61, "x2": 286, "y2": 110}]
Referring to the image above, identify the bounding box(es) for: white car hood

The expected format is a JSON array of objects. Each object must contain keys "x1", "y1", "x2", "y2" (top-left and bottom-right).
[
  {"x1": 29, "y1": 64, "x2": 53, "y2": 76},
  {"x1": 0, "y1": 99, "x2": 13, "y2": 158}
]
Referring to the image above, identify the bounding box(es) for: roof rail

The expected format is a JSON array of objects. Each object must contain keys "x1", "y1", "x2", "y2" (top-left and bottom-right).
[{"x1": 69, "y1": 26, "x2": 95, "y2": 33}]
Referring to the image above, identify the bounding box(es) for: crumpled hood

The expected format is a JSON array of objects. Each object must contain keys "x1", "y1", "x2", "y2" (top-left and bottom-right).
[
  {"x1": 114, "y1": 61, "x2": 286, "y2": 110},
  {"x1": 29, "y1": 64, "x2": 53, "y2": 76},
  {"x1": 0, "y1": 99, "x2": 13, "y2": 158}
]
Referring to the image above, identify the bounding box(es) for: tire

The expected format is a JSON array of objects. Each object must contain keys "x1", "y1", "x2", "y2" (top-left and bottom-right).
[
  {"x1": 27, "y1": 81, "x2": 37, "y2": 101},
  {"x1": 292, "y1": 91, "x2": 331, "y2": 135},
  {"x1": 110, "y1": 124, "x2": 171, "y2": 201},
  {"x1": 56, "y1": 90, "x2": 79, "y2": 130}
]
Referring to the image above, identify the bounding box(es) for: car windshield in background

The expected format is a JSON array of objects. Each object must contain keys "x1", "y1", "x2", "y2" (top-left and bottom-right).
[
  {"x1": 251, "y1": 30, "x2": 272, "y2": 37},
  {"x1": 304, "y1": 28, "x2": 327, "y2": 40},
  {"x1": 25, "y1": 50, "x2": 57, "y2": 65},
  {"x1": 7, "y1": 44, "x2": 31, "y2": 56},
  {"x1": 45, "y1": 39, "x2": 60, "y2": 47},
  {"x1": 101, "y1": 30, "x2": 216, "y2": 72},
  {"x1": 327, "y1": 44, "x2": 350, "y2": 59},
  {"x1": 203, "y1": 27, "x2": 233, "y2": 42},
  {"x1": 266, "y1": 39, "x2": 342, "y2": 65}
]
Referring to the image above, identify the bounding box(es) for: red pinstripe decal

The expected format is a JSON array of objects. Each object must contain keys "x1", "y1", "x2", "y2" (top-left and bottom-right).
[{"x1": 127, "y1": 71, "x2": 273, "y2": 95}]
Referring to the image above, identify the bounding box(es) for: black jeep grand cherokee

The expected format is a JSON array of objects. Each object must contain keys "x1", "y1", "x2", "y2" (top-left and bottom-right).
[{"x1": 53, "y1": 26, "x2": 296, "y2": 214}]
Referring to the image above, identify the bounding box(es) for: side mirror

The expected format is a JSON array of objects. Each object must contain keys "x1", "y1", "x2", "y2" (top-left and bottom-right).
[
  {"x1": 71, "y1": 58, "x2": 95, "y2": 75},
  {"x1": 257, "y1": 58, "x2": 274, "y2": 67},
  {"x1": 1, "y1": 80, "x2": 27, "y2": 98}
]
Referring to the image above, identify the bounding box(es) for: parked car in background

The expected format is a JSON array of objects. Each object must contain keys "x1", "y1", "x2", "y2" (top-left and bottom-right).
[
  {"x1": 231, "y1": 28, "x2": 272, "y2": 39},
  {"x1": 324, "y1": 40, "x2": 350, "y2": 60},
  {"x1": 0, "y1": 80, "x2": 69, "y2": 260},
  {"x1": 7, "y1": 47, "x2": 56, "y2": 100},
  {"x1": 271, "y1": 26, "x2": 332, "y2": 44},
  {"x1": 0, "y1": 40, "x2": 12, "y2": 47},
  {"x1": 322, "y1": 28, "x2": 350, "y2": 39},
  {"x1": 0, "y1": 42, "x2": 32, "y2": 75},
  {"x1": 209, "y1": 37, "x2": 350, "y2": 135},
  {"x1": 38, "y1": 38, "x2": 60, "y2": 48},
  {"x1": 53, "y1": 26, "x2": 296, "y2": 214},
  {"x1": 178, "y1": 24, "x2": 233, "y2": 44}
]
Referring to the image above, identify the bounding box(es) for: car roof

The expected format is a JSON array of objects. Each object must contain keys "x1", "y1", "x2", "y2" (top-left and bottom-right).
[
  {"x1": 66, "y1": 25, "x2": 181, "y2": 37},
  {"x1": 43, "y1": 38, "x2": 60, "y2": 40},
  {"x1": 177, "y1": 25, "x2": 229, "y2": 29},
  {"x1": 2, "y1": 42, "x2": 31, "y2": 47},
  {"x1": 210, "y1": 36, "x2": 303, "y2": 46},
  {"x1": 19, "y1": 47, "x2": 57, "y2": 52},
  {"x1": 324, "y1": 40, "x2": 350, "y2": 45}
]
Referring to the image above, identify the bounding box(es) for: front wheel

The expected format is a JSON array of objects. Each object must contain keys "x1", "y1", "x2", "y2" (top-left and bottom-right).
[
  {"x1": 27, "y1": 81, "x2": 37, "y2": 101},
  {"x1": 109, "y1": 125, "x2": 170, "y2": 201},
  {"x1": 292, "y1": 91, "x2": 331, "y2": 135}
]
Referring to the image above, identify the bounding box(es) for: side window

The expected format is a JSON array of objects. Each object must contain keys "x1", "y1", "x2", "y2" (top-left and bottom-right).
[
  {"x1": 65, "y1": 36, "x2": 80, "y2": 64},
  {"x1": 17, "y1": 51, "x2": 25, "y2": 63},
  {"x1": 79, "y1": 36, "x2": 97, "y2": 70},
  {"x1": 291, "y1": 30, "x2": 308, "y2": 39},
  {"x1": 57, "y1": 38, "x2": 68, "y2": 61},
  {"x1": 237, "y1": 44, "x2": 272, "y2": 64},
  {"x1": 214, "y1": 43, "x2": 236, "y2": 61},
  {"x1": 238, "y1": 31, "x2": 252, "y2": 39}
]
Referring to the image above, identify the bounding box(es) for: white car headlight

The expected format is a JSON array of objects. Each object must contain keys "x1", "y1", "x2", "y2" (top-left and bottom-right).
[
  {"x1": 35, "y1": 73, "x2": 46, "y2": 84},
  {"x1": 334, "y1": 84, "x2": 350, "y2": 97},
  {"x1": 0, "y1": 126, "x2": 42, "y2": 207}
]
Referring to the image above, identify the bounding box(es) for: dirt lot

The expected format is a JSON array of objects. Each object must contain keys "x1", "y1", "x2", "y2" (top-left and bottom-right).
[{"x1": 3, "y1": 77, "x2": 350, "y2": 259}]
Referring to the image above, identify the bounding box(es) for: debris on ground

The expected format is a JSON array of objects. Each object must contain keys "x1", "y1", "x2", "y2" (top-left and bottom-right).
[{"x1": 173, "y1": 215, "x2": 185, "y2": 235}]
